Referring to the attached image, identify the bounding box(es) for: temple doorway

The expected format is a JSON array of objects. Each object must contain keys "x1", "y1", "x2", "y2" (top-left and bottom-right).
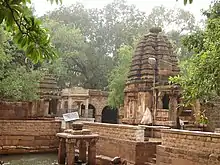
[
  {"x1": 162, "y1": 93, "x2": 170, "y2": 109},
  {"x1": 101, "y1": 106, "x2": 118, "y2": 124},
  {"x1": 48, "y1": 99, "x2": 58, "y2": 115}
]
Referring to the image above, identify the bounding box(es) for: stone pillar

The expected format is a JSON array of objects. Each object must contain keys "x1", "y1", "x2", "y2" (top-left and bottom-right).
[
  {"x1": 79, "y1": 140, "x2": 87, "y2": 162},
  {"x1": 79, "y1": 102, "x2": 82, "y2": 117},
  {"x1": 88, "y1": 139, "x2": 97, "y2": 165},
  {"x1": 169, "y1": 94, "x2": 178, "y2": 123},
  {"x1": 68, "y1": 97, "x2": 72, "y2": 112},
  {"x1": 66, "y1": 139, "x2": 76, "y2": 165},
  {"x1": 158, "y1": 92, "x2": 163, "y2": 109},
  {"x1": 58, "y1": 138, "x2": 66, "y2": 165},
  {"x1": 44, "y1": 101, "x2": 50, "y2": 116},
  {"x1": 85, "y1": 98, "x2": 89, "y2": 118}
]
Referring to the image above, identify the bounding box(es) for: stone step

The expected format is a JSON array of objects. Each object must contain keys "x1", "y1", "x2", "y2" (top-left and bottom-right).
[{"x1": 145, "y1": 162, "x2": 156, "y2": 165}]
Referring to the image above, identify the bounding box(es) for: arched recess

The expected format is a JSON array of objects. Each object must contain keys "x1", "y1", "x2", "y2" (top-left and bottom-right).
[
  {"x1": 80, "y1": 104, "x2": 96, "y2": 119},
  {"x1": 88, "y1": 104, "x2": 96, "y2": 118},
  {"x1": 101, "y1": 106, "x2": 118, "y2": 124},
  {"x1": 162, "y1": 93, "x2": 170, "y2": 109}
]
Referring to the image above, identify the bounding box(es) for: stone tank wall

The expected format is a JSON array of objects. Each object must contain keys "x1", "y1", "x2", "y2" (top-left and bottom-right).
[
  {"x1": 0, "y1": 119, "x2": 61, "y2": 154},
  {"x1": 157, "y1": 129, "x2": 220, "y2": 165},
  {"x1": 83, "y1": 122, "x2": 160, "y2": 165}
]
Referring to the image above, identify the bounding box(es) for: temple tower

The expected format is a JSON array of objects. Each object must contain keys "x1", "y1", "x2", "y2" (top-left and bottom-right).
[{"x1": 123, "y1": 27, "x2": 180, "y2": 125}]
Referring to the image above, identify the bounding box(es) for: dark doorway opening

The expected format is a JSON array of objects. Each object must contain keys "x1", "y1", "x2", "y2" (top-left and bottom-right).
[
  {"x1": 162, "y1": 93, "x2": 170, "y2": 109},
  {"x1": 48, "y1": 99, "x2": 58, "y2": 115},
  {"x1": 101, "y1": 106, "x2": 118, "y2": 124}
]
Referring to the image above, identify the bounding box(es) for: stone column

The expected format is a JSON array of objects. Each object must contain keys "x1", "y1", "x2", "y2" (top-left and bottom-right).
[
  {"x1": 66, "y1": 139, "x2": 76, "y2": 165},
  {"x1": 79, "y1": 102, "x2": 82, "y2": 117},
  {"x1": 169, "y1": 94, "x2": 178, "y2": 123},
  {"x1": 88, "y1": 138, "x2": 98, "y2": 165},
  {"x1": 79, "y1": 140, "x2": 87, "y2": 162},
  {"x1": 85, "y1": 98, "x2": 89, "y2": 118},
  {"x1": 58, "y1": 138, "x2": 66, "y2": 165},
  {"x1": 68, "y1": 97, "x2": 72, "y2": 112},
  {"x1": 44, "y1": 100, "x2": 50, "y2": 116}
]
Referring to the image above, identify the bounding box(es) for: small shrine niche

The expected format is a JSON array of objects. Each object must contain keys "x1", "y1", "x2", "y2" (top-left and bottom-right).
[
  {"x1": 39, "y1": 74, "x2": 61, "y2": 117},
  {"x1": 56, "y1": 122, "x2": 99, "y2": 165}
]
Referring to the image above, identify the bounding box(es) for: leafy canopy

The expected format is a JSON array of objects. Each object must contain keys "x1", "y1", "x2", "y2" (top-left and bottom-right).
[
  {"x1": 0, "y1": 27, "x2": 43, "y2": 101},
  {"x1": 0, "y1": 0, "x2": 61, "y2": 62},
  {"x1": 170, "y1": 1, "x2": 220, "y2": 104},
  {"x1": 108, "y1": 45, "x2": 133, "y2": 108}
]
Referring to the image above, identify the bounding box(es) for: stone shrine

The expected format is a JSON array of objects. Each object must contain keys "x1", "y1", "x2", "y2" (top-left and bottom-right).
[
  {"x1": 39, "y1": 74, "x2": 61, "y2": 116},
  {"x1": 57, "y1": 122, "x2": 99, "y2": 165},
  {"x1": 123, "y1": 27, "x2": 180, "y2": 125}
]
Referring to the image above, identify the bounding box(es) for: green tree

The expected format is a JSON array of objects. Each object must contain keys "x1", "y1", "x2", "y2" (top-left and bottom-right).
[
  {"x1": 170, "y1": 1, "x2": 220, "y2": 104},
  {"x1": 45, "y1": 0, "x2": 148, "y2": 58},
  {"x1": 0, "y1": 27, "x2": 43, "y2": 101},
  {"x1": 0, "y1": 0, "x2": 61, "y2": 62},
  {"x1": 108, "y1": 45, "x2": 132, "y2": 108},
  {"x1": 43, "y1": 19, "x2": 114, "y2": 89}
]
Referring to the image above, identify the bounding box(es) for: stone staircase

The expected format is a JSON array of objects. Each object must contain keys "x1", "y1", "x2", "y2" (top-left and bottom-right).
[
  {"x1": 183, "y1": 120, "x2": 203, "y2": 131},
  {"x1": 145, "y1": 154, "x2": 156, "y2": 165}
]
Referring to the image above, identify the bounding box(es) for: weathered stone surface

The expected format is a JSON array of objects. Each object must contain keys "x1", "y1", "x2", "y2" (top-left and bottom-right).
[
  {"x1": 83, "y1": 122, "x2": 160, "y2": 165},
  {"x1": 157, "y1": 129, "x2": 220, "y2": 165},
  {"x1": 0, "y1": 119, "x2": 61, "y2": 154},
  {"x1": 123, "y1": 27, "x2": 180, "y2": 124},
  {"x1": 60, "y1": 87, "x2": 108, "y2": 122}
]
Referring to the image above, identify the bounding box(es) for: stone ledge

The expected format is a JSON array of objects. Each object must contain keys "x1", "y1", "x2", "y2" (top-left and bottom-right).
[
  {"x1": 83, "y1": 122, "x2": 144, "y2": 130},
  {"x1": 161, "y1": 129, "x2": 220, "y2": 138},
  {"x1": 0, "y1": 119, "x2": 61, "y2": 123}
]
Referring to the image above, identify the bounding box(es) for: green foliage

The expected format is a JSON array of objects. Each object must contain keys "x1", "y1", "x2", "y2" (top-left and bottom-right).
[
  {"x1": 0, "y1": 67, "x2": 42, "y2": 101},
  {"x1": 108, "y1": 45, "x2": 133, "y2": 108},
  {"x1": 42, "y1": 1, "x2": 198, "y2": 90},
  {"x1": 0, "y1": 0, "x2": 62, "y2": 62},
  {"x1": 0, "y1": 27, "x2": 43, "y2": 101},
  {"x1": 170, "y1": 1, "x2": 220, "y2": 105},
  {"x1": 42, "y1": 20, "x2": 114, "y2": 89}
]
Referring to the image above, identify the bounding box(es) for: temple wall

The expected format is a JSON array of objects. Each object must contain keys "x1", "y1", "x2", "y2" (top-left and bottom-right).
[
  {"x1": 157, "y1": 129, "x2": 220, "y2": 165},
  {"x1": 0, "y1": 120, "x2": 61, "y2": 154},
  {"x1": 84, "y1": 122, "x2": 160, "y2": 165},
  {"x1": 89, "y1": 95, "x2": 108, "y2": 122},
  {"x1": 0, "y1": 100, "x2": 46, "y2": 119},
  {"x1": 204, "y1": 103, "x2": 220, "y2": 131}
]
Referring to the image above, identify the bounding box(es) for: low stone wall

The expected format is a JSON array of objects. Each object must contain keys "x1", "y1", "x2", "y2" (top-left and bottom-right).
[
  {"x1": 157, "y1": 129, "x2": 220, "y2": 165},
  {"x1": 84, "y1": 122, "x2": 144, "y2": 142},
  {"x1": 0, "y1": 119, "x2": 61, "y2": 154},
  {"x1": 0, "y1": 100, "x2": 46, "y2": 119},
  {"x1": 139, "y1": 125, "x2": 170, "y2": 138},
  {"x1": 83, "y1": 122, "x2": 160, "y2": 165}
]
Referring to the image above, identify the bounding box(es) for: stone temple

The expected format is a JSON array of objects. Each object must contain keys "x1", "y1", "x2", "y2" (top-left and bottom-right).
[{"x1": 123, "y1": 27, "x2": 180, "y2": 125}]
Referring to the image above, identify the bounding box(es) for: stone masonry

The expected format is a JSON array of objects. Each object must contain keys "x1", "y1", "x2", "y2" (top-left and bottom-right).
[
  {"x1": 157, "y1": 129, "x2": 220, "y2": 165},
  {"x1": 123, "y1": 27, "x2": 180, "y2": 125},
  {"x1": 84, "y1": 122, "x2": 160, "y2": 165},
  {"x1": 0, "y1": 119, "x2": 61, "y2": 154}
]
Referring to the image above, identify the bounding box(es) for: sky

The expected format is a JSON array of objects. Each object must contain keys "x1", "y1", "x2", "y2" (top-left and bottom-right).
[{"x1": 32, "y1": 0, "x2": 210, "y2": 21}]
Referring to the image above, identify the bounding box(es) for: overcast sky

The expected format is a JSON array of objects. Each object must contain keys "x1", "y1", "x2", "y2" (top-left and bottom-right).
[{"x1": 32, "y1": 0, "x2": 210, "y2": 20}]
